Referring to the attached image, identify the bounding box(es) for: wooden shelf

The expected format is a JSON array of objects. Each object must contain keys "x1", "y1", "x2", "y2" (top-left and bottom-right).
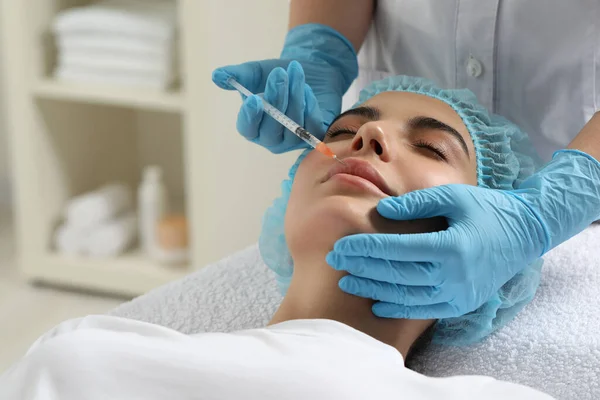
[
  {"x1": 32, "y1": 79, "x2": 184, "y2": 113},
  {"x1": 25, "y1": 251, "x2": 190, "y2": 297}
]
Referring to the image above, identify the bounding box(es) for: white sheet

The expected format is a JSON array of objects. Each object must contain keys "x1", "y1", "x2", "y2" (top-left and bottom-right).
[{"x1": 0, "y1": 316, "x2": 553, "y2": 399}]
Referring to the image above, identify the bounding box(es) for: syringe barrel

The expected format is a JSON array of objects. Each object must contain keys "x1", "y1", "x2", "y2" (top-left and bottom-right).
[
  {"x1": 262, "y1": 102, "x2": 322, "y2": 148},
  {"x1": 228, "y1": 76, "x2": 322, "y2": 149},
  {"x1": 262, "y1": 102, "x2": 300, "y2": 131},
  {"x1": 294, "y1": 127, "x2": 321, "y2": 148}
]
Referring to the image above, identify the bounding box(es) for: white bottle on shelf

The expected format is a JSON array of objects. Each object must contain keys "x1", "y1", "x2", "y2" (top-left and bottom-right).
[{"x1": 138, "y1": 166, "x2": 169, "y2": 257}]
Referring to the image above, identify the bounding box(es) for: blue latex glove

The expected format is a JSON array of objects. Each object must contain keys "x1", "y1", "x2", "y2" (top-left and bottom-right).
[
  {"x1": 212, "y1": 23, "x2": 358, "y2": 154},
  {"x1": 327, "y1": 150, "x2": 600, "y2": 319}
]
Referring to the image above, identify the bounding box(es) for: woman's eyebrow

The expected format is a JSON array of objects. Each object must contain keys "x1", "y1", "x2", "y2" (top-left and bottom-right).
[
  {"x1": 327, "y1": 106, "x2": 381, "y2": 129},
  {"x1": 408, "y1": 116, "x2": 471, "y2": 159}
]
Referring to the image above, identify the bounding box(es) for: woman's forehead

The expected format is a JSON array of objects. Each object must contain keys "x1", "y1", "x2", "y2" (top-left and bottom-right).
[{"x1": 361, "y1": 91, "x2": 470, "y2": 138}]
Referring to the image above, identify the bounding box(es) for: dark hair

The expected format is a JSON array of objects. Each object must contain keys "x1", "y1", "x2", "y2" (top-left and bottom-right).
[{"x1": 404, "y1": 322, "x2": 437, "y2": 369}]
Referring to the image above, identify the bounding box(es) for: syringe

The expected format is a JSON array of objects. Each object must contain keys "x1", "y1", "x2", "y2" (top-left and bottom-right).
[{"x1": 227, "y1": 77, "x2": 346, "y2": 165}]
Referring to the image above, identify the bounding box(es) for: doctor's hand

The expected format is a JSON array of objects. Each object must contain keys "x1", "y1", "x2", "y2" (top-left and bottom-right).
[
  {"x1": 212, "y1": 24, "x2": 358, "y2": 154},
  {"x1": 326, "y1": 184, "x2": 549, "y2": 319},
  {"x1": 328, "y1": 149, "x2": 600, "y2": 319}
]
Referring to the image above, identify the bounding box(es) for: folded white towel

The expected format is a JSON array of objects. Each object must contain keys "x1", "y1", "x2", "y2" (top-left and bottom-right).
[
  {"x1": 54, "y1": 224, "x2": 90, "y2": 255},
  {"x1": 56, "y1": 65, "x2": 174, "y2": 90},
  {"x1": 57, "y1": 34, "x2": 174, "y2": 60},
  {"x1": 58, "y1": 51, "x2": 173, "y2": 76},
  {"x1": 53, "y1": 0, "x2": 177, "y2": 41},
  {"x1": 84, "y1": 212, "x2": 137, "y2": 257},
  {"x1": 66, "y1": 183, "x2": 133, "y2": 230}
]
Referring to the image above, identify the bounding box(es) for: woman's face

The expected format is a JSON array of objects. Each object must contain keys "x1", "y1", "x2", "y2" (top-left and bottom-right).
[{"x1": 285, "y1": 91, "x2": 478, "y2": 256}]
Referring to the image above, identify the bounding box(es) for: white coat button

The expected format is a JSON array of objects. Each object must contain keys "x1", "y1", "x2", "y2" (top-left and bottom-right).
[{"x1": 467, "y1": 56, "x2": 483, "y2": 78}]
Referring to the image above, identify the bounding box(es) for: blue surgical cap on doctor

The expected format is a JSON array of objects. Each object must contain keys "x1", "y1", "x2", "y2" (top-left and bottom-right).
[{"x1": 259, "y1": 75, "x2": 543, "y2": 346}]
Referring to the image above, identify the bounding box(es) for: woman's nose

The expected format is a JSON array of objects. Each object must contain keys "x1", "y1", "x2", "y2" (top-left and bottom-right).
[{"x1": 350, "y1": 121, "x2": 391, "y2": 162}]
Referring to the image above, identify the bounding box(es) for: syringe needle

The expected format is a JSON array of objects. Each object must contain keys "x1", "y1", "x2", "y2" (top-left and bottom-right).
[{"x1": 334, "y1": 156, "x2": 347, "y2": 166}]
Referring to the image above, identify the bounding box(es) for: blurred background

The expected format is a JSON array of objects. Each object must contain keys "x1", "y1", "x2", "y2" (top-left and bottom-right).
[{"x1": 0, "y1": 0, "x2": 297, "y2": 369}]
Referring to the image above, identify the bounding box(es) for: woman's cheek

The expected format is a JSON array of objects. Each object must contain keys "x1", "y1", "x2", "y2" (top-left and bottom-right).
[
  {"x1": 405, "y1": 167, "x2": 464, "y2": 191},
  {"x1": 287, "y1": 152, "x2": 326, "y2": 210},
  {"x1": 302, "y1": 149, "x2": 330, "y2": 171}
]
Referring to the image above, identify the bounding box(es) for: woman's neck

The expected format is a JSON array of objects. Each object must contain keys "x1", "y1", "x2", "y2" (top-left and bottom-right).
[{"x1": 269, "y1": 253, "x2": 433, "y2": 359}]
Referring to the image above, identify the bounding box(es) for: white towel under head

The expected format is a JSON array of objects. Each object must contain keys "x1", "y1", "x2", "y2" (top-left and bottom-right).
[{"x1": 53, "y1": 0, "x2": 177, "y2": 41}]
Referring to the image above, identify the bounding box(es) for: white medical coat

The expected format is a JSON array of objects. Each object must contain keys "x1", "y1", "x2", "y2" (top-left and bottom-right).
[
  {"x1": 345, "y1": 0, "x2": 600, "y2": 161},
  {"x1": 0, "y1": 316, "x2": 553, "y2": 399}
]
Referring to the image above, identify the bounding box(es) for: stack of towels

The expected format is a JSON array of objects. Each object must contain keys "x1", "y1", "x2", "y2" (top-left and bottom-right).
[
  {"x1": 52, "y1": 0, "x2": 178, "y2": 90},
  {"x1": 55, "y1": 183, "x2": 137, "y2": 258}
]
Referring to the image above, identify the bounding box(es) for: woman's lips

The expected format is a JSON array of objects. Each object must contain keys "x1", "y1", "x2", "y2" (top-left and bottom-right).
[{"x1": 324, "y1": 158, "x2": 395, "y2": 197}]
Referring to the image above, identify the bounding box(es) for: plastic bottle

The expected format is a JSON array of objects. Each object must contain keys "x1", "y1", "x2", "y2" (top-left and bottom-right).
[{"x1": 138, "y1": 166, "x2": 169, "y2": 257}]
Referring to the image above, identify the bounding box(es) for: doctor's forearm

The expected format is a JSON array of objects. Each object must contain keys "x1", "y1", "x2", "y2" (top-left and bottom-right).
[
  {"x1": 517, "y1": 111, "x2": 600, "y2": 253},
  {"x1": 567, "y1": 112, "x2": 600, "y2": 161},
  {"x1": 288, "y1": 0, "x2": 374, "y2": 52}
]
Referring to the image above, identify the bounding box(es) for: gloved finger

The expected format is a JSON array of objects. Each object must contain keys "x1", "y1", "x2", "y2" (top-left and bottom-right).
[
  {"x1": 236, "y1": 95, "x2": 264, "y2": 141},
  {"x1": 339, "y1": 276, "x2": 452, "y2": 306},
  {"x1": 332, "y1": 233, "x2": 449, "y2": 263},
  {"x1": 268, "y1": 85, "x2": 320, "y2": 153},
  {"x1": 285, "y1": 61, "x2": 306, "y2": 127},
  {"x1": 275, "y1": 61, "x2": 307, "y2": 150},
  {"x1": 326, "y1": 253, "x2": 442, "y2": 286},
  {"x1": 258, "y1": 67, "x2": 289, "y2": 148},
  {"x1": 372, "y1": 302, "x2": 461, "y2": 319},
  {"x1": 212, "y1": 60, "x2": 285, "y2": 93},
  {"x1": 377, "y1": 185, "x2": 463, "y2": 221},
  {"x1": 302, "y1": 84, "x2": 326, "y2": 139}
]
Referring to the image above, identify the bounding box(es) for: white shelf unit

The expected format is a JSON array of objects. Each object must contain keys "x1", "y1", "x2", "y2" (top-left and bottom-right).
[
  {"x1": 33, "y1": 79, "x2": 184, "y2": 113},
  {"x1": 41, "y1": 251, "x2": 188, "y2": 297},
  {"x1": 0, "y1": 0, "x2": 297, "y2": 297}
]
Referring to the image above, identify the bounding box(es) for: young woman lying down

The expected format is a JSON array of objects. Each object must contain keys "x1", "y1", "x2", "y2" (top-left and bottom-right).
[{"x1": 0, "y1": 75, "x2": 553, "y2": 399}]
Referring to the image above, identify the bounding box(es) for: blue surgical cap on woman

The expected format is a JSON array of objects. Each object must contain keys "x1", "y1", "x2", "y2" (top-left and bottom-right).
[{"x1": 259, "y1": 75, "x2": 544, "y2": 346}]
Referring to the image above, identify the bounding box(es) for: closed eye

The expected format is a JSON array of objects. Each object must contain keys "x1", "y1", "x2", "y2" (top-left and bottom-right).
[{"x1": 412, "y1": 139, "x2": 449, "y2": 162}]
